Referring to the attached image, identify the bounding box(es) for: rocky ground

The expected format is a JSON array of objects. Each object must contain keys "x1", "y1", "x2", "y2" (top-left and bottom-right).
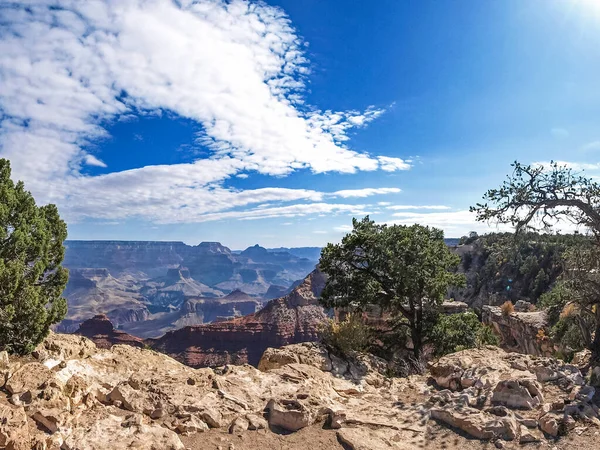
[{"x1": 1, "y1": 334, "x2": 599, "y2": 450}]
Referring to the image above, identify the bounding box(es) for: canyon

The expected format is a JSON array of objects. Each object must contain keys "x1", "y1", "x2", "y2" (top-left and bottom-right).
[
  {"x1": 58, "y1": 241, "x2": 318, "y2": 337},
  {"x1": 76, "y1": 269, "x2": 328, "y2": 368}
]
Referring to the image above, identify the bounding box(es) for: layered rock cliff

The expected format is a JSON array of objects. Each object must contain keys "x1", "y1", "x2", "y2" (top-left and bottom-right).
[
  {"x1": 59, "y1": 241, "x2": 318, "y2": 335},
  {"x1": 151, "y1": 269, "x2": 328, "y2": 367},
  {"x1": 482, "y1": 305, "x2": 552, "y2": 356}
]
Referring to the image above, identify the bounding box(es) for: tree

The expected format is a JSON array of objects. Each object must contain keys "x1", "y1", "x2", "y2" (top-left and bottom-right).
[
  {"x1": 319, "y1": 217, "x2": 465, "y2": 357},
  {"x1": 430, "y1": 312, "x2": 499, "y2": 357},
  {"x1": 0, "y1": 159, "x2": 68, "y2": 354},
  {"x1": 471, "y1": 161, "x2": 600, "y2": 357},
  {"x1": 471, "y1": 161, "x2": 600, "y2": 236}
]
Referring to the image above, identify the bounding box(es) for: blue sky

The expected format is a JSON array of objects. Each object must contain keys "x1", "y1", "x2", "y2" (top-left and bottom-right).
[{"x1": 1, "y1": 0, "x2": 600, "y2": 248}]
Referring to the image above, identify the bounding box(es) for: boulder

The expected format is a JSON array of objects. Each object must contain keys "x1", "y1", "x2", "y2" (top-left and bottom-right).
[
  {"x1": 266, "y1": 398, "x2": 312, "y2": 431},
  {"x1": 258, "y1": 343, "x2": 332, "y2": 372},
  {"x1": 0, "y1": 403, "x2": 30, "y2": 450},
  {"x1": 519, "y1": 425, "x2": 542, "y2": 443},
  {"x1": 482, "y1": 306, "x2": 550, "y2": 356},
  {"x1": 430, "y1": 405, "x2": 519, "y2": 441},
  {"x1": 538, "y1": 412, "x2": 560, "y2": 436},
  {"x1": 61, "y1": 410, "x2": 185, "y2": 450},
  {"x1": 491, "y1": 379, "x2": 543, "y2": 409},
  {"x1": 246, "y1": 413, "x2": 268, "y2": 430},
  {"x1": 229, "y1": 416, "x2": 249, "y2": 434},
  {"x1": 5, "y1": 362, "x2": 53, "y2": 395}
]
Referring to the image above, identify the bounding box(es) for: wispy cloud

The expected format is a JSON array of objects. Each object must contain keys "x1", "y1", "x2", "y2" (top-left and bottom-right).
[
  {"x1": 386, "y1": 205, "x2": 451, "y2": 210},
  {"x1": 0, "y1": 0, "x2": 411, "y2": 224},
  {"x1": 332, "y1": 188, "x2": 401, "y2": 198},
  {"x1": 333, "y1": 224, "x2": 353, "y2": 233}
]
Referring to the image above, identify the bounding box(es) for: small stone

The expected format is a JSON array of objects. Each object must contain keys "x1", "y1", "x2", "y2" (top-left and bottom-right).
[{"x1": 229, "y1": 416, "x2": 249, "y2": 434}]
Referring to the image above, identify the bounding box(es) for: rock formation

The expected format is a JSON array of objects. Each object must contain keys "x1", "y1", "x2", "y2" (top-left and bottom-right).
[
  {"x1": 151, "y1": 269, "x2": 328, "y2": 367},
  {"x1": 1, "y1": 334, "x2": 599, "y2": 450},
  {"x1": 482, "y1": 305, "x2": 551, "y2": 356},
  {"x1": 58, "y1": 241, "x2": 318, "y2": 335},
  {"x1": 75, "y1": 314, "x2": 146, "y2": 349}
]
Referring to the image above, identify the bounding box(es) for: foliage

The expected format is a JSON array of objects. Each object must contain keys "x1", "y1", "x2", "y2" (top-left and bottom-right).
[
  {"x1": 471, "y1": 160, "x2": 600, "y2": 358},
  {"x1": 320, "y1": 314, "x2": 372, "y2": 355},
  {"x1": 500, "y1": 301, "x2": 514, "y2": 316},
  {"x1": 451, "y1": 232, "x2": 581, "y2": 307},
  {"x1": 459, "y1": 231, "x2": 479, "y2": 246},
  {"x1": 471, "y1": 161, "x2": 600, "y2": 236},
  {"x1": 430, "y1": 312, "x2": 499, "y2": 357},
  {"x1": 319, "y1": 217, "x2": 465, "y2": 356},
  {"x1": 0, "y1": 159, "x2": 68, "y2": 354}
]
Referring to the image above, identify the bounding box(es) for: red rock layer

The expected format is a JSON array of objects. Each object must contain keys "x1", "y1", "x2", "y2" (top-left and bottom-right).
[
  {"x1": 151, "y1": 269, "x2": 327, "y2": 367},
  {"x1": 75, "y1": 314, "x2": 146, "y2": 349}
]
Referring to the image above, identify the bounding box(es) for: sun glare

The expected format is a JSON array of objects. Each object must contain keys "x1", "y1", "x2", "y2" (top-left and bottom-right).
[{"x1": 575, "y1": 0, "x2": 600, "y2": 13}]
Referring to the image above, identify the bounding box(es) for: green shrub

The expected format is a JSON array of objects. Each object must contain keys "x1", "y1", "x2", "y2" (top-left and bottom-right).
[
  {"x1": 430, "y1": 312, "x2": 499, "y2": 357},
  {"x1": 320, "y1": 314, "x2": 372, "y2": 355}
]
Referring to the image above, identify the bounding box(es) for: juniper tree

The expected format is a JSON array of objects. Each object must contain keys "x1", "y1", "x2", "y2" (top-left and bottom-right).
[
  {"x1": 319, "y1": 217, "x2": 465, "y2": 357},
  {"x1": 0, "y1": 159, "x2": 68, "y2": 354}
]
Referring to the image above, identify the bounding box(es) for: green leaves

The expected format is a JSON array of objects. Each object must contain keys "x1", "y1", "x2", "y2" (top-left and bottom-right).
[
  {"x1": 0, "y1": 159, "x2": 68, "y2": 354},
  {"x1": 319, "y1": 216, "x2": 465, "y2": 356}
]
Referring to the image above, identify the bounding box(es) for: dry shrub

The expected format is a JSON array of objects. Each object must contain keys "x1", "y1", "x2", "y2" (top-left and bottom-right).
[
  {"x1": 320, "y1": 313, "x2": 372, "y2": 355},
  {"x1": 560, "y1": 302, "x2": 577, "y2": 320},
  {"x1": 501, "y1": 301, "x2": 515, "y2": 316}
]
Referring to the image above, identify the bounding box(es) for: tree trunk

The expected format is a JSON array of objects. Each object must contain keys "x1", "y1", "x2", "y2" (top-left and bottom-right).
[
  {"x1": 591, "y1": 306, "x2": 600, "y2": 362},
  {"x1": 411, "y1": 327, "x2": 422, "y2": 358}
]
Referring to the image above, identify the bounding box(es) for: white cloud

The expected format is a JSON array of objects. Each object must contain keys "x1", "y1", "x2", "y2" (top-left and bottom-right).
[
  {"x1": 377, "y1": 201, "x2": 392, "y2": 206},
  {"x1": 0, "y1": 0, "x2": 411, "y2": 225},
  {"x1": 313, "y1": 230, "x2": 328, "y2": 234},
  {"x1": 386, "y1": 205, "x2": 451, "y2": 210},
  {"x1": 181, "y1": 202, "x2": 371, "y2": 224},
  {"x1": 388, "y1": 210, "x2": 584, "y2": 237},
  {"x1": 333, "y1": 224, "x2": 353, "y2": 233},
  {"x1": 332, "y1": 187, "x2": 401, "y2": 198},
  {"x1": 84, "y1": 154, "x2": 108, "y2": 168},
  {"x1": 377, "y1": 156, "x2": 412, "y2": 172}
]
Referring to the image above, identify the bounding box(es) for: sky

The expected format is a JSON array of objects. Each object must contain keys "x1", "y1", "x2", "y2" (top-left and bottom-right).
[{"x1": 1, "y1": 0, "x2": 600, "y2": 248}]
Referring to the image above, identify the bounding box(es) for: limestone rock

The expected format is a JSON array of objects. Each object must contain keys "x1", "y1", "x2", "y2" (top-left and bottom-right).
[
  {"x1": 245, "y1": 413, "x2": 267, "y2": 430},
  {"x1": 482, "y1": 305, "x2": 550, "y2": 356},
  {"x1": 61, "y1": 409, "x2": 185, "y2": 450},
  {"x1": 5, "y1": 362, "x2": 53, "y2": 395},
  {"x1": 539, "y1": 412, "x2": 560, "y2": 436},
  {"x1": 229, "y1": 416, "x2": 249, "y2": 434},
  {"x1": 0, "y1": 403, "x2": 30, "y2": 450},
  {"x1": 430, "y1": 405, "x2": 519, "y2": 441},
  {"x1": 519, "y1": 425, "x2": 542, "y2": 443},
  {"x1": 491, "y1": 379, "x2": 543, "y2": 409},
  {"x1": 266, "y1": 398, "x2": 312, "y2": 431},
  {"x1": 572, "y1": 349, "x2": 592, "y2": 368},
  {"x1": 258, "y1": 342, "x2": 332, "y2": 372}
]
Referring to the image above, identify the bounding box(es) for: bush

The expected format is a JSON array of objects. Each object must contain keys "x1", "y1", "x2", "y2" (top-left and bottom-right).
[
  {"x1": 0, "y1": 159, "x2": 68, "y2": 355},
  {"x1": 430, "y1": 312, "x2": 499, "y2": 357},
  {"x1": 320, "y1": 314, "x2": 372, "y2": 355},
  {"x1": 501, "y1": 301, "x2": 514, "y2": 316}
]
